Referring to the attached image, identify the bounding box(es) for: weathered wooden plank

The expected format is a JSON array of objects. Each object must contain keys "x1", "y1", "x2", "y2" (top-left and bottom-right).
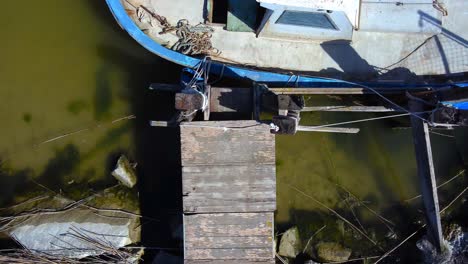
[
  {"x1": 184, "y1": 213, "x2": 273, "y2": 237},
  {"x1": 187, "y1": 236, "x2": 272, "y2": 249},
  {"x1": 180, "y1": 121, "x2": 275, "y2": 166},
  {"x1": 186, "y1": 248, "x2": 273, "y2": 261},
  {"x1": 184, "y1": 213, "x2": 274, "y2": 261},
  {"x1": 210, "y1": 87, "x2": 252, "y2": 113},
  {"x1": 183, "y1": 165, "x2": 275, "y2": 190},
  {"x1": 183, "y1": 164, "x2": 276, "y2": 213},
  {"x1": 185, "y1": 260, "x2": 274, "y2": 264},
  {"x1": 184, "y1": 202, "x2": 276, "y2": 214}
]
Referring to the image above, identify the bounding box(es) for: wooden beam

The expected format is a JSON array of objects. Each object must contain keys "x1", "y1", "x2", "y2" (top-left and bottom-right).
[
  {"x1": 297, "y1": 126, "x2": 360, "y2": 134},
  {"x1": 269, "y1": 87, "x2": 431, "y2": 95},
  {"x1": 409, "y1": 100, "x2": 444, "y2": 252},
  {"x1": 180, "y1": 121, "x2": 274, "y2": 166},
  {"x1": 301, "y1": 105, "x2": 398, "y2": 112},
  {"x1": 182, "y1": 164, "x2": 276, "y2": 213}
]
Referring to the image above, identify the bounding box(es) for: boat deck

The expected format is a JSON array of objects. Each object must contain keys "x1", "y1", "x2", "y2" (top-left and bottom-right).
[
  {"x1": 180, "y1": 121, "x2": 276, "y2": 263},
  {"x1": 122, "y1": 0, "x2": 467, "y2": 77}
]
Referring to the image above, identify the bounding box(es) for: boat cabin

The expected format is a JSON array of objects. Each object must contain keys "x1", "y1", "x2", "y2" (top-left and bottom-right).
[{"x1": 121, "y1": 0, "x2": 465, "y2": 76}]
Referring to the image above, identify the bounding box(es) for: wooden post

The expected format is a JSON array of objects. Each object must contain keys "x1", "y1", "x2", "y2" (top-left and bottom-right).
[{"x1": 409, "y1": 100, "x2": 444, "y2": 252}]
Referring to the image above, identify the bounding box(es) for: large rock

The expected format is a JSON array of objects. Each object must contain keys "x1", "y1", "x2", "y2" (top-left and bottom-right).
[
  {"x1": 112, "y1": 155, "x2": 137, "y2": 188},
  {"x1": 278, "y1": 226, "x2": 301, "y2": 258},
  {"x1": 316, "y1": 242, "x2": 352, "y2": 262},
  {"x1": 7, "y1": 186, "x2": 140, "y2": 259}
]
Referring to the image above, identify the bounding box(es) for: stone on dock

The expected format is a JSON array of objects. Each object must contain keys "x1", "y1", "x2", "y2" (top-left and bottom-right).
[
  {"x1": 278, "y1": 226, "x2": 301, "y2": 258},
  {"x1": 316, "y1": 242, "x2": 352, "y2": 262},
  {"x1": 112, "y1": 155, "x2": 137, "y2": 188}
]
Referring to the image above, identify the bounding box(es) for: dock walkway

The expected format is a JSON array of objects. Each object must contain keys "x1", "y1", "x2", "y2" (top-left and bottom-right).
[{"x1": 180, "y1": 121, "x2": 276, "y2": 263}]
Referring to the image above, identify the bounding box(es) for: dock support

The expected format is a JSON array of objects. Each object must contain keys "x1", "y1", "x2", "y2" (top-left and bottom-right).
[{"x1": 409, "y1": 100, "x2": 444, "y2": 252}]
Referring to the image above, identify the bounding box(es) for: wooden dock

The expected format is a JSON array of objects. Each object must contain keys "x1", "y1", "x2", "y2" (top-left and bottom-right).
[{"x1": 180, "y1": 121, "x2": 276, "y2": 263}]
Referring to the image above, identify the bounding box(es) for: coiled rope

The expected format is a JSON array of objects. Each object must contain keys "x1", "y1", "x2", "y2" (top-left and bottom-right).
[{"x1": 137, "y1": 6, "x2": 219, "y2": 56}]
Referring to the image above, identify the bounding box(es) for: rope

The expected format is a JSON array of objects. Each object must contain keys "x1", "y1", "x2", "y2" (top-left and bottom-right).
[
  {"x1": 433, "y1": 0, "x2": 448, "y2": 16},
  {"x1": 290, "y1": 75, "x2": 434, "y2": 125},
  {"x1": 168, "y1": 20, "x2": 219, "y2": 56},
  {"x1": 136, "y1": 6, "x2": 219, "y2": 55},
  {"x1": 179, "y1": 58, "x2": 211, "y2": 117}
]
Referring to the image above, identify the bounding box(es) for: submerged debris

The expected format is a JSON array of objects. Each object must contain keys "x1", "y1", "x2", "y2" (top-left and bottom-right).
[
  {"x1": 417, "y1": 224, "x2": 468, "y2": 264},
  {"x1": 315, "y1": 242, "x2": 352, "y2": 262},
  {"x1": 112, "y1": 155, "x2": 137, "y2": 188},
  {"x1": 278, "y1": 226, "x2": 301, "y2": 258}
]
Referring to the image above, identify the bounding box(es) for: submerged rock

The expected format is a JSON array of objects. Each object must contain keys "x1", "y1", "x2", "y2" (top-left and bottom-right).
[
  {"x1": 278, "y1": 226, "x2": 301, "y2": 258},
  {"x1": 10, "y1": 208, "x2": 139, "y2": 259},
  {"x1": 316, "y1": 242, "x2": 352, "y2": 262},
  {"x1": 7, "y1": 186, "x2": 140, "y2": 259},
  {"x1": 112, "y1": 155, "x2": 137, "y2": 188}
]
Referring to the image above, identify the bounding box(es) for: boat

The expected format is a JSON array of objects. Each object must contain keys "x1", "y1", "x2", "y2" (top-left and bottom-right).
[
  {"x1": 105, "y1": 0, "x2": 467, "y2": 128},
  {"x1": 106, "y1": 0, "x2": 466, "y2": 86}
]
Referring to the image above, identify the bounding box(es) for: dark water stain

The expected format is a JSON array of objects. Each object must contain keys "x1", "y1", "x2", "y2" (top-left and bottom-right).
[
  {"x1": 37, "y1": 144, "x2": 80, "y2": 189},
  {"x1": 276, "y1": 158, "x2": 284, "y2": 168},
  {"x1": 96, "y1": 123, "x2": 131, "y2": 150},
  {"x1": 67, "y1": 99, "x2": 88, "y2": 115},
  {"x1": 0, "y1": 159, "x2": 32, "y2": 207},
  {"x1": 94, "y1": 65, "x2": 113, "y2": 121},
  {"x1": 22, "y1": 113, "x2": 32, "y2": 123}
]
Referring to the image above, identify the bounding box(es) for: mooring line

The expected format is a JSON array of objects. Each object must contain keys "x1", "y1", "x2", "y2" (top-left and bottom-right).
[{"x1": 34, "y1": 115, "x2": 136, "y2": 147}]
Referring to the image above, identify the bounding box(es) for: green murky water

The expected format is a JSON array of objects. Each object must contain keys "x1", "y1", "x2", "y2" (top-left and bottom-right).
[
  {"x1": 0, "y1": 0, "x2": 158, "y2": 199},
  {"x1": 275, "y1": 105, "x2": 467, "y2": 259},
  {"x1": 0, "y1": 0, "x2": 466, "y2": 262}
]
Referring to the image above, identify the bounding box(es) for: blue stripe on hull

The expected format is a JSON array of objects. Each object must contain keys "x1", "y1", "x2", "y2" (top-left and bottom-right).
[
  {"x1": 105, "y1": 0, "x2": 353, "y2": 86},
  {"x1": 106, "y1": 0, "x2": 467, "y2": 90}
]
